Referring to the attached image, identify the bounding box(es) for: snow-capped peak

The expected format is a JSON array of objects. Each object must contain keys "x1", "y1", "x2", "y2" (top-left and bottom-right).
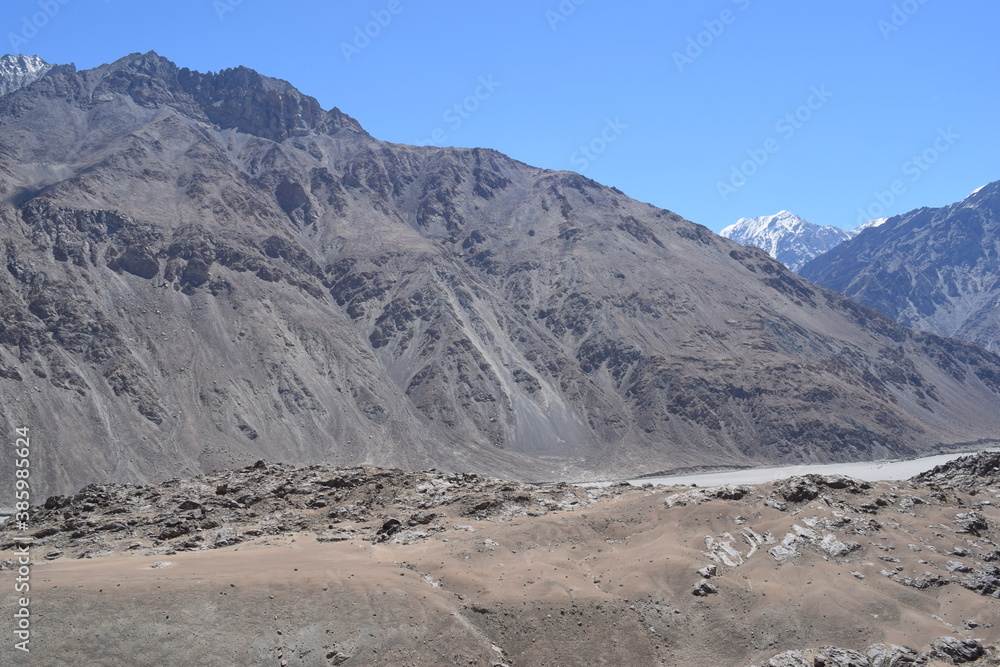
[
  {"x1": 0, "y1": 54, "x2": 54, "y2": 97},
  {"x1": 720, "y1": 211, "x2": 851, "y2": 272}
]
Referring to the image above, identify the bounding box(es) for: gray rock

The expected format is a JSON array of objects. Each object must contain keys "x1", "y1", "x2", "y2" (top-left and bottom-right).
[
  {"x1": 928, "y1": 636, "x2": 984, "y2": 664},
  {"x1": 954, "y1": 512, "x2": 988, "y2": 536},
  {"x1": 815, "y1": 646, "x2": 868, "y2": 666},
  {"x1": 820, "y1": 534, "x2": 860, "y2": 557},
  {"x1": 692, "y1": 581, "x2": 718, "y2": 596},
  {"x1": 866, "y1": 643, "x2": 919, "y2": 667},
  {"x1": 766, "y1": 650, "x2": 810, "y2": 667}
]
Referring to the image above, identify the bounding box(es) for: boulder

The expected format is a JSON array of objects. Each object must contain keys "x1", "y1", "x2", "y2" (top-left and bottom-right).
[
  {"x1": 866, "y1": 643, "x2": 919, "y2": 667},
  {"x1": 929, "y1": 637, "x2": 984, "y2": 664}
]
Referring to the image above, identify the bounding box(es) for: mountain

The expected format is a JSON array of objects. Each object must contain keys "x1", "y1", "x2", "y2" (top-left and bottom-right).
[
  {"x1": 849, "y1": 216, "x2": 889, "y2": 237},
  {"x1": 801, "y1": 182, "x2": 1000, "y2": 353},
  {"x1": 720, "y1": 211, "x2": 885, "y2": 272},
  {"x1": 2, "y1": 52, "x2": 1000, "y2": 499},
  {"x1": 0, "y1": 54, "x2": 59, "y2": 97}
]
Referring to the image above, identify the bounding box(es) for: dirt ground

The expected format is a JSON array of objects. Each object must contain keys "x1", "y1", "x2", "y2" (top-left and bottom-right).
[{"x1": 3, "y1": 465, "x2": 1000, "y2": 666}]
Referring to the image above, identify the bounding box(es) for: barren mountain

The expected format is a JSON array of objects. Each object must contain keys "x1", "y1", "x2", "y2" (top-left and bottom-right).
[
  {"x1": 2, "y1": 52, "x2": 1000, "y2": 500},
  {"x1": 801, "y1": 182, "x2": 1000, "y2": 353},
  {"x1": 3, "y1": 453, "x2": 1000, "y2": 666}
]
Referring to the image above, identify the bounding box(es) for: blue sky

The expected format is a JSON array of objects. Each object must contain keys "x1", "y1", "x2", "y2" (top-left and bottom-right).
[{"x1": 2, "y1": 0, "x2": 997, "y2": 232}]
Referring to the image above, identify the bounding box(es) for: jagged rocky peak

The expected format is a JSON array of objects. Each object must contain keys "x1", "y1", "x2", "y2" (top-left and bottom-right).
[
  {"x1": 176, "y1": 59, "x2": 368, "y2": 140},
  {"x1": 0, "y1": 53, "x2": 56, "y2": 96},
  {"x1": 720, "y1": 210, "x2": 851, "y2": 272},
  {"x1": 78, "y1": 51, "x2": 368, "y2": 142}
]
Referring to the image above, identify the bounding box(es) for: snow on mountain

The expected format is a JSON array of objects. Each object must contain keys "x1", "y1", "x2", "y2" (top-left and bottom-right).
[
  {"x1": 720, "y1": 211, "x2": 890, "y2": 272},
  {"x1": 847, "y1": 217, "x2": 888, "y2": 238},
  {"x1": 719, "y1": 211, "x2": 851, "y2": 272},
  {"x1": 0, "y1": 53, "x2": 54, "y2": 97}
]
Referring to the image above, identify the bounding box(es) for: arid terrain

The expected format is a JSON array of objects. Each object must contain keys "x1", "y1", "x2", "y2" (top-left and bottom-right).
[
  {"x1": 3, "y1": 53, "x2": 1000, "y2": 501},
  {"x1": 3, "y1": 452, "x2": 1000, "y2": 666}
]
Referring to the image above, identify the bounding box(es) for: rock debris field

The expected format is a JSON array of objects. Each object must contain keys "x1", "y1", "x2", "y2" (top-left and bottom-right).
[{"x1": 3, "y1": 453, "x2": 1000, "y2": 666}]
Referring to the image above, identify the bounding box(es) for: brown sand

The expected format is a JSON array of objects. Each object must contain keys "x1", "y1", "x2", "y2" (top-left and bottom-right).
[{"x1": 2, "y1": 481, "x2": 999, "y2": 666}]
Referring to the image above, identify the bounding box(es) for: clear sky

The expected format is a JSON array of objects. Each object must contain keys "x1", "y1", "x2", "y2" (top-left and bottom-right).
[{"x1": 2, "y1": 0, "x2": 997, "y2": 232}]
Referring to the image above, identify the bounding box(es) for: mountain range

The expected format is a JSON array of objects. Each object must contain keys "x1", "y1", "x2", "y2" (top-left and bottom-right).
[
  {"x1": 720, "y1": 211, "x2": 886, "y2": 272},
  {"x1": 2, "y1": 52, "x2": 1000, "y2": 499},
  {"x1": 801, "y1": 182, "x2": 1000, "y2": 353}
]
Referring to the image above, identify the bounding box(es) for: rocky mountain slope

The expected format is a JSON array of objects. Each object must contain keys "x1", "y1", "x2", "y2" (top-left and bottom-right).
[
  {"x1": 800, "y1": 182, "x2": 1000, "y2": 352},
  {"x1": 3, "y1": 452, "x2": 1000, "y2": 666},
  {"x1": 2, "y1": 52, "x2": 1000, "y2": 500},
  {"x1": 720, "y1": 211, "x2": 886, "y2": 272},
  {"x1": 0, "y1": 54, "x2": 58, "y2": 97}
]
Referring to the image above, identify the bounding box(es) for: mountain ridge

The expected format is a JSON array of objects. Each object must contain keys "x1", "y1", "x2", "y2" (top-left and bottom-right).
[
  {"x1": 801, "y1": 180, "x2": 1000, "y2": 352},
  {"x1": 1, "y1": 52, "x2": 1000, "y2": 499},
  {"x1": 720, "y1": 210, "x2": 886, "y2": 272}
]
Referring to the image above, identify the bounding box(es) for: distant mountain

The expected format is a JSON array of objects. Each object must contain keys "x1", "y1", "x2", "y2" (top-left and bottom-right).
[
  {"x1": 2, "y1": 52, "x2": 1000, "y2": 499},
  {"x1": 849, "y1": 217, "x2": 889, "y2": 237},
  {"x1": 0, "y1": 54, "x2": 57, "y2": 97},
  {"x1": 719, "y1": 211, "x2": 885, "y2": 272},
  {"x1": 801, "y1": 182, "x2": 1000, "y2": 352}
]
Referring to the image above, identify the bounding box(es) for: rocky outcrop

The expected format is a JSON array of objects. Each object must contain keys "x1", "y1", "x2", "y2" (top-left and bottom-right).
[
  {"x1": 912, "y1": 452, "x2": 1000, "y2": 491},
  {"x1": 3, "y1": 453, "x2": 1000, "y2": 667},
  {"x1": 757, "y1": 640, "x2": 985, "y2": 667},
  {"x1": 0, "y1": 460, "x2": 621, "y2": 559}
]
